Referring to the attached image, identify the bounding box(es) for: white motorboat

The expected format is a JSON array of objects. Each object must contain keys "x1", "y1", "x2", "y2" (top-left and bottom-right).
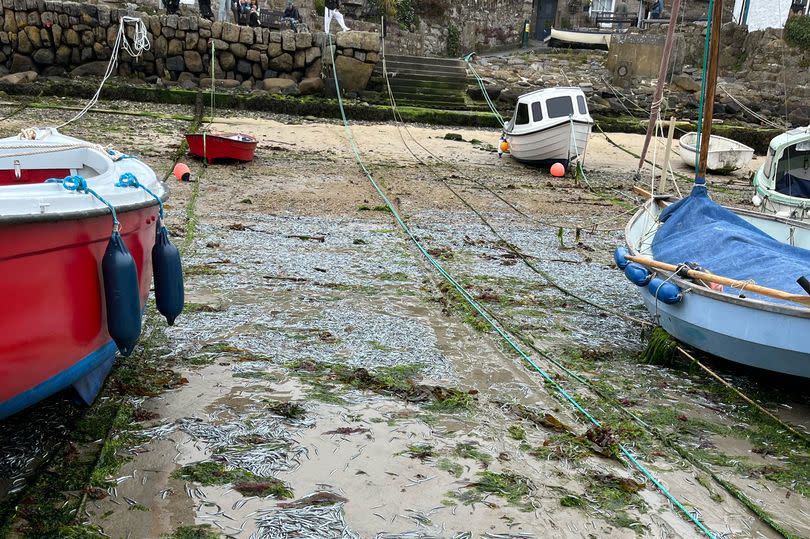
[
  {"x1": 752, "y1": 126, "x2": 810, "y2": 219},
  {"x1": 678, "y1": 132, "x2": 754, "y2": 173},
  {"x1": 503, "y1": 87, "x2": 593, "y2": 168}
]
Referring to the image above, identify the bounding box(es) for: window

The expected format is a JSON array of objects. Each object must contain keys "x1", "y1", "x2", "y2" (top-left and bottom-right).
[
  {"x1": 763, "y1": 148, "x2": 774, "y2": 179},
  {"x1": 546, "y1": 96, "x2": 574, "y2": 118},
  {"x1": 576, "y1": 95, "x2": 587, "y2": 115},
  {"x1": 515, "y1": 103, "x2": 529, "y2": 125},
  {"x1": 590, "y1": 0, "x2": 615, "y2": 14},
  {"x1": 531, "y1": 101, "x2": 543, "y2": 122}
]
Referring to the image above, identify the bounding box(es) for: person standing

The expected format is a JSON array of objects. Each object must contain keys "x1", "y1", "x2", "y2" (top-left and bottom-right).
[
  {"x1": 198, "y1": 0, "x2": 214, "y2": 20},
  {"x1": 615, "y1": 0, "x2": 628, "y2": 27},
  {"x1": 283, "y1": 0, "x2": 303, "y2": 31},
  {"x1": 164, "y1": 0, "x2": 180, "y2": 14},
  {"x1": 324, "y1": 0, "x2": 350, "y2": 33}
]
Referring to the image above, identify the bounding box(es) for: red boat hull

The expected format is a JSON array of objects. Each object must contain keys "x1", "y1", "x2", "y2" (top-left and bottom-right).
[
  {"x1": 0, "y1": 205, "x2": 159, "y2": 418},
  {"x1": 185, "y1": 133, "x2": 257, "y2": 162}
]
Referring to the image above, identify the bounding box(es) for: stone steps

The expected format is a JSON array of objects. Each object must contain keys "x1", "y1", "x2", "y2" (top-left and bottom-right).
[{"x1": 372, "y1": 54, "x2": 469, "y2": 109}]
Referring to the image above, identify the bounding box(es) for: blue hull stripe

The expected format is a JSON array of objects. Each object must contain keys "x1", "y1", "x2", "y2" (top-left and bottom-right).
[{"x1": 0, "y1": 341, "x2": 118, "y2": 420}]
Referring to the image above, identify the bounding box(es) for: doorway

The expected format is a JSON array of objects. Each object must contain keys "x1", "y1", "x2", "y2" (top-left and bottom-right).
[{"x1": 535, "y1": 0, "x2": 559, "y2": 39}]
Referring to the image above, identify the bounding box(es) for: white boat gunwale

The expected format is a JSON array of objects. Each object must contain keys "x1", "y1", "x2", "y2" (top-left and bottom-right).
[
  {"x1": 0, "y1": 129, "x2": 166, "y2": 224},
  {"x1": 624, "y1": 198, "x2": 810, "y2": 319},
  {"x1": 504, "y1": 117, "x2": 594, "y2": 137}
]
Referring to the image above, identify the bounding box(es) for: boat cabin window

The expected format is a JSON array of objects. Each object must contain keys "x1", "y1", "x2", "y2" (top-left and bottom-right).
[
  {"x1": 531, "y1": 101, "x2": 543, "y2": 122},
  {"x1": 576, "y1": 95, "x2": 587, "y2": 115},
  {"x1": 775, "y1": 143, "x2": 810, "y2": 198},
  {"x1": 546, "y1": 96, "x2": 574, "y2": 119},
  {"x1": 515, "y1": 103, "x2": 530, "y2": 125}
]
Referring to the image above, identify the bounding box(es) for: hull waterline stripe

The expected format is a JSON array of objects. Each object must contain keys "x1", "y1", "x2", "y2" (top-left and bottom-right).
[
  {"x1": 328, "y1": 35, "x2": 717, "y2": 539},
  {"x1": 0, "y1": 341, "x2": 118, "y2": 420}
]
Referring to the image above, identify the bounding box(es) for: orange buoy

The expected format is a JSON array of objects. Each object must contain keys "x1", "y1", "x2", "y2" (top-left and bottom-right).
[
  {"x1": 173, "y1": 162, "x2": 191, "y2": 182},
  {"x1": 499, "y1": 140, "x2": 509, "y2": 153},
  {"x1": 550, "y1": 162, "x2": 565, "y2": 177}
]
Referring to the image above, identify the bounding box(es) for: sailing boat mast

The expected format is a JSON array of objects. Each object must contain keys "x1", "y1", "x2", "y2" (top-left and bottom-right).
[
  {"x1": 636, "y1": 0, "x2": 683, "y2": 172},
  {"x1": 697, "y1": 0, "x2": 724, "y2": 181}
]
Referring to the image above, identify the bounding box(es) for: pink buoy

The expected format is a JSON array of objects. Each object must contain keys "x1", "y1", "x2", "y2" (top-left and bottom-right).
[
  {"x1": 550, "y1": 162, "x2": 565, "y2": 177},
  {"x1": 173, "y1": 162, "x2": 191, "y2": 182}
]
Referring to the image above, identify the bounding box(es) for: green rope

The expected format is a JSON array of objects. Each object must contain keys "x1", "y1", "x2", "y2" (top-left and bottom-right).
[
  {"x1": 695, "y1": 0, "x2": 715, "y2": 174},
  {"x1": 463, "y1": 52, "x2": 505, "y2": 127},
  {"x1": 329, "y1": 35, "x2": 716, "y2": 539}
]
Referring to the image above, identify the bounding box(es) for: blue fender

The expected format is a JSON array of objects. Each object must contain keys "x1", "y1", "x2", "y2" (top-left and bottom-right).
[
  {"x1": 614, "y1": 246, "x2": 630, "y2": 269},
  {"x1": 102, "y1": 232, "x2": 142, "y2": 356},
  {"x1": 648, "y1": 277, "x2": 683, "y2": 304},
  {"x1": 624, "y1": 262, "x2": 652, "y2": 286},
  {"x1": 152, "y1": 225, "x2": 185, "y2": 325}
]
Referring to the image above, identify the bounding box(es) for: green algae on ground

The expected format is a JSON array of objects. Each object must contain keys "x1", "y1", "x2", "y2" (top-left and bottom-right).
[
  {"x1": 171, "y1": 462, "x2": 293, "y2": 499},
  {"x1": 357, "y1": 204, "x2": 391, "y2": 212},
  {"x1": 172, "y1": 461, "x2": 258, "y2": 485},
  {"x1": 399, "y1": 444, "x2": 435, "y2": 460},
  {"x1": 283, "y1": 359, "x2": 474, "y2": 411},
  {"x1": 508, "y1": 425, "x2": 526, "y2": 440},
  {"x1": 468, "y1": 471, "x2": 534, "y2": 509},
  {"x1": 586, "y1": 473, "x2": 647, "y2": 532},
  {"x1": 639, "y1": 327, "x2": 679, "y2": 366},
  {"x1": 560, "y1": 494, "x2": 585, "y2": 508},
  {"x1": 437, "y1": 458, "x2": 464, "y2": 478},
  {"x1": 265, "y1": 400, "x2": 307, "y2": 420},
  {"x1": 438, "y1": 281, "x2": 489, "y2": 332},
  {"x1": 454, "y1": 442, "x2": 492, "y2": 467},
  {"x1": 232, "y1": 479, "x2": 294, "y2": 498},
  {"x1": 529, "y1": 431, "x2": 594, "y2": 461},
  {"x1": 164, "y1": 524, "x2": 220, "y2": 539}
]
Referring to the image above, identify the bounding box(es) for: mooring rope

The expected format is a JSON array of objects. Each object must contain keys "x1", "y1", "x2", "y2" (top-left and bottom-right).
[
  {"x1": 45, "y1": 175, "x2": 119, "y2": 231},
  {"x1": 463, "y1": 52, "x2": 505, "y2": 128},
  {"x1": 115, "y1": 172, "x2": 164, "y2": 218},
  {"x1": 331, "y1": 33, "x2": 717, "y2": 539},
  {"x1": 55, "y1": 16, "x2": 150, "y2": 129}
]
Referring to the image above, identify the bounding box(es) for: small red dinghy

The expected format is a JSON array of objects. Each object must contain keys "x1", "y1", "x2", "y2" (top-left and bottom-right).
[{"x1": 185, "y1": 132, "x2": 258, "y2": 162}]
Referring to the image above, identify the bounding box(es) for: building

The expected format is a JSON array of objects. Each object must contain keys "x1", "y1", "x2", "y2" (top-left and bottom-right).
[{"x1": 532, "y1": 0, "x2": 734, "y2": 39}]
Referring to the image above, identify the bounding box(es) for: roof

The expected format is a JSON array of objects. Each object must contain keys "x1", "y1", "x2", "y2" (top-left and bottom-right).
[
  {"x1": 517, "y1": 87, "x2": 586, "y2": 103},
  {"x1": 769, "y1": 126, "x2": 810, "y2": 152}
]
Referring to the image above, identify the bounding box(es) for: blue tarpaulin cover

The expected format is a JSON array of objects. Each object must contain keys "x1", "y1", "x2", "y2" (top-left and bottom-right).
[{"x1": 652, "y1": 184, "x2": 810, "y2": 300}]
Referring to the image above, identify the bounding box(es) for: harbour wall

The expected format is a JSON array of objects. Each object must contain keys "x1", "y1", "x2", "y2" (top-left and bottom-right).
[{"x1": 0, "y1": 0, "x2": 382, "y2": 95}]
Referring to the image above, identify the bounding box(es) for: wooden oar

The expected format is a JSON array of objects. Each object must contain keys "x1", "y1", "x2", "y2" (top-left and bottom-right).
[{"x1": 625, "y1": 254, "x2": 810, "y2": 307}]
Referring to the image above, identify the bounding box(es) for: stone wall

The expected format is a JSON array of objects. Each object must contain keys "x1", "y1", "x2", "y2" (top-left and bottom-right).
[
  {"x1": 631, "y1": 21, "x2": 810, "y2": 124},
  {"x1": 0, "y1": 0, "x2": 381, "y2": 96},
  {"x1": 111, "y1": 0, "x2": 533, "y2": 57}
]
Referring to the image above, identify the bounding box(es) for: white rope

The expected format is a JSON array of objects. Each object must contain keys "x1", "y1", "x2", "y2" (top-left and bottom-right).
[
  {"x1": 55, "y1": 16, "x2": 150, "y2": 130},
  {"x1": 0, "y1": 142, "x2": 105, "y2": 159},
  {"x1": 718, "y1": 84, "x2": 786, "y2": 129}
]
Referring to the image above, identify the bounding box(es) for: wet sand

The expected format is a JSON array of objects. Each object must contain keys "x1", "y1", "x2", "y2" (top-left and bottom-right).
[{"x1": 0, "y1": 97, "x2": 806, "y2": 539}]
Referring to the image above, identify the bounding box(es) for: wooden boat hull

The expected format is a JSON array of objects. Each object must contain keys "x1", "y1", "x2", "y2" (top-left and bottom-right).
[
  {"x1": 678, "y1": 132, "x2": 754, "y2": 173},
  {"x1": 624, "y1": 199, "x2": 810, "y2": 378},
  {"x1": 186, "y1": 133, "x2": 258, "y2": 162},
  {"x1": 506, "y1": 119, "x2": 592, "y2": 167},
  {"x1": 0, "y1": 206, "x2": 158, "y2": 419}
]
